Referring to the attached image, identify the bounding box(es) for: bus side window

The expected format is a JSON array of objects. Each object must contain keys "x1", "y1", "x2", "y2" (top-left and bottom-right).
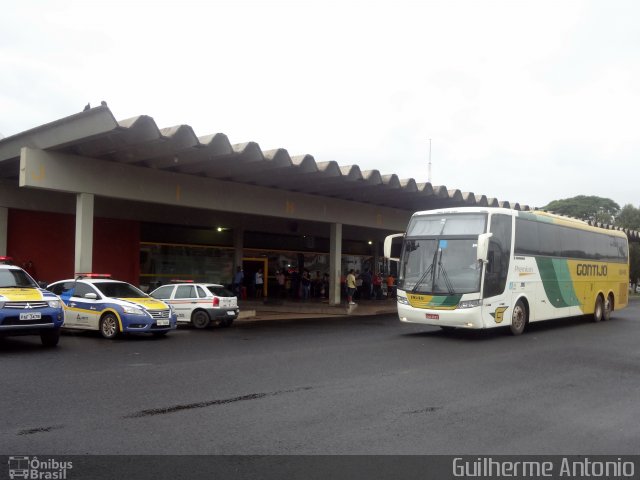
[{"x1": 486, "y1": 250, "x2": 495, "y2": 273}]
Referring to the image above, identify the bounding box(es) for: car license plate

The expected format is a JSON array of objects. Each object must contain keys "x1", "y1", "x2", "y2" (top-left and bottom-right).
[
  {"x1": 226, "y1": 311, "x2": 235, "y2": 316},
  {"x1": 156, "y1": 319, "x2": 170, "y2": 326},
  {"x1": 20, "y1": 312, "x2": 42, "y2": 321},
  {"x1": 425, "y1": 313, "x2": 439, "y2": 320}
]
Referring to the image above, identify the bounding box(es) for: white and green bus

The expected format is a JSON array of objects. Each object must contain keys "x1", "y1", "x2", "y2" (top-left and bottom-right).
[{"x1": 384, "y1": 207, "x2": 629, "y2": 335}]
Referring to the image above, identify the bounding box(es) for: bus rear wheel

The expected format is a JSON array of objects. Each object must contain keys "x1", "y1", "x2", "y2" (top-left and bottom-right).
[
  {"x1": 593, "y1": 295, "x2": 604, "y2": 322},
  {"x1": 510, "y1": 300, "x2": 527, "y2": 336},
  {"x1": 603, "y1": 294, "x2": 613, "y2": 321}
]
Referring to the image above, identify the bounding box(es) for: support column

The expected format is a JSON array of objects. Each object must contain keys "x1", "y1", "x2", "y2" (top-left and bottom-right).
[
  {"x1": 0, "y1": 207, "x2": 7, "y2": 256},
  {"x1": 373, "y1": 240, "x2": 380, "y2": 274},
  {"x1": 75, "y1": 193, "x2": 94, "y2": 275},
  {"x1": 233, "y1": 227, "x2": 244, "y2": 273},
  {"x1": 329, "y1": 223, "x2": 342, "y2": 306}
]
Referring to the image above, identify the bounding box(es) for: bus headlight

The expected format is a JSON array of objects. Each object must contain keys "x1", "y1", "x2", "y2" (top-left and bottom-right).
[
  {"x1": 48, "y1": 300, "x2": 61, "y2": 308},
  {"x1": 397, "y1": 295, "x2": 409, "y2": 305},
  {"x1": 458, "y1": 299, "x2": 481, "y2": 309}
]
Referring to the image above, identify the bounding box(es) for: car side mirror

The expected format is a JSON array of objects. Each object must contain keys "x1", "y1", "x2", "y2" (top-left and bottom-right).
[{"x1": 84, "y1": 293, "x2": 98, "y2": 300}]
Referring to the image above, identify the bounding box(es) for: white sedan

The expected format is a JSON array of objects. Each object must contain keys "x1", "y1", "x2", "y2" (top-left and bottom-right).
[{"x1": 150, "y1": 282, "x2": 239, "y2": 329}]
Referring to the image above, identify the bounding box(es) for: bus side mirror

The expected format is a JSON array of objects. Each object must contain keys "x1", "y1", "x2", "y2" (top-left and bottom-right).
[
  {"x1": 477, "y1": 233, "x2": 493, "y2": 263},
  {"x1": 384, "y1": 233, "x2": 404, "y2": 262}
]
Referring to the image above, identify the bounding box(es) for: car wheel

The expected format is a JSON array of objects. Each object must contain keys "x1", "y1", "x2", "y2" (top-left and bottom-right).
[
  {"x1": 100, "y1": 313, "x2": 120, "y2": 339},
  {"x1": 40, "y1": 329, "x2": 60, "y2": 347},
  {"x1": 191, "y1": 310, "x2": 210, "y2": 329},
  {"x1": 510, "y1": 299, "x2": 527, "y2": 335},
  {"x1": 593, "y1": 295, "x2": 604, "y2": 322}
]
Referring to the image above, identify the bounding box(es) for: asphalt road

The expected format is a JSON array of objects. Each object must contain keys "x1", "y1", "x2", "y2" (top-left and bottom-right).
[{"x1": 1, "y1": 299, "x2": 640, "y2": 455}]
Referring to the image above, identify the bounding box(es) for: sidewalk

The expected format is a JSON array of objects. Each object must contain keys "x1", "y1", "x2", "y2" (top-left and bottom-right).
[{"x1": 237, "y1": 297, "x2": 398, "y2": 322}]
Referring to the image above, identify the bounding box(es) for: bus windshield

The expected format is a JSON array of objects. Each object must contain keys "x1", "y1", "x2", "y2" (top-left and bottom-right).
[
  {"x1": 399, "y1": 213, "x2": 486, "y2": 295},
  {"x1": 400, "y1": 238, "x2": 482, "y2": 294}
]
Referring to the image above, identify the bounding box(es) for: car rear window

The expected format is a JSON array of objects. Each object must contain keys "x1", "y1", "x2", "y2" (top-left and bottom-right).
[{"x1": 205, "y1": 285, "x2": 234, "y2": 297}]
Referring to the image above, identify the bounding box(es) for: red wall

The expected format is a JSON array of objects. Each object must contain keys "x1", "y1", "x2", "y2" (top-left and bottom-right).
[{"x1": 7, "y1": 209, "x2": 140, "y2": 285}]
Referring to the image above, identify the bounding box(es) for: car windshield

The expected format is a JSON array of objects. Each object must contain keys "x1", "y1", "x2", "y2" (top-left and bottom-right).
[
  {"x1": 399, "y1": 238, "x2": 482, "y2": 294},
  {"x1": 206, "y1": 285, "x2": 235, "y2": 297},
  {"x1": 93, "y1": 281, "x2": 148, "y2": 298},
  {"x1": 0, "y1": 269, "x2": 38, "y2": 288}
]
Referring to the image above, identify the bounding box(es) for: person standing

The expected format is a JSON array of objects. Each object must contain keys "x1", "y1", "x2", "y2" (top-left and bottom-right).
[
  {"x1": 255, "y1": 268, "x2": 264, "y2": 298},
  {"x1": 386, "y1": 273, "x2": 395, "y2": 299},
  {"x1": 372, "y1": 271, "x2": 382, "y2": 300},
  {"x1": 276, "y1": 270, "x2": 286, "y2": 298},
  {"x1": 346, "y1": 269, "x2": 357, "y2": 305},
  {"x1": 361, "y1": 268, "x2": 372, "y2": 299},
  {"x1": 301, "y1": 270, "x2": 311, "y2": 300},
  {"x1": 233, "y1": 266, "x2": 244, "y2": 298}
]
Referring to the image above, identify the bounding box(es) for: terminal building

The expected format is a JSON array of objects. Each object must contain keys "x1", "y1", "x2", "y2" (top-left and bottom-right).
[{"x1": 1, "y1": 105, "x2": 636, "y2": 304}]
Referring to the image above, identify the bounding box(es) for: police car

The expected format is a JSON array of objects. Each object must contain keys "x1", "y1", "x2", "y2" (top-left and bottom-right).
[
  {"x1": 47, "y1": 274, "x2": 176, "y2": 339},
  {"x1": 0, "y1": 257, "x2": 65, "y2": 346},
  {"x1": 150, "y1": 281, "x2": 239, "y2": 328}
]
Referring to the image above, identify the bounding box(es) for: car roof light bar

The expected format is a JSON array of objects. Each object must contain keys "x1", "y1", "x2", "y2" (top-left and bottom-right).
[{"x1": 75, "y1": 273, "x2": 113, "y2": 279}]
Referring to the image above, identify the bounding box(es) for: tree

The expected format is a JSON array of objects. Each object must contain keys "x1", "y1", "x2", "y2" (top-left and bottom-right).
[
  {"x1": 542, "y1": 195, "x2": 620, "y2": 224},
  {"x1": 616, "y1": 204, "x2": 640, "y2": 230},
  {"x1": 629, "y1": 247, "x2": 640, "y2": 290},
  {"x1": 615, "y1": 204, "x2": 640, "y2": 286}
]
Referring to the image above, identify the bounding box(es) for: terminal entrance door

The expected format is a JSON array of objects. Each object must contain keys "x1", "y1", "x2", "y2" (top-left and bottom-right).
[{"x1": 243, "y1": 257, "x2": 268, "y2": 299}]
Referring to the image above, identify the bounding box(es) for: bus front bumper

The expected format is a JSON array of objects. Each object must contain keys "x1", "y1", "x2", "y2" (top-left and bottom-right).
[{"x1": 397, "y1": 302, "x2": 483, "y2": 329}]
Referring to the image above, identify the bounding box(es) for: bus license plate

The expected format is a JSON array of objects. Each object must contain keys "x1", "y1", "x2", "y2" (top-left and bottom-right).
[
  {"x1": 156, "y1": 319, "x2": 169, "y2": 326},
  {"x1": 425, "y1": 313, "x2": 439, "y2": 320},
  {"x1": 20, "y1": 312, "x2": 42, "y2": 321}
]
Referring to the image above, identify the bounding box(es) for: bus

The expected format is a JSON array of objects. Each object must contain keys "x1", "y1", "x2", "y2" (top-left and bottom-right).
[{"x1": 384, "y1": 207, "x2": 629, "y2": 335}]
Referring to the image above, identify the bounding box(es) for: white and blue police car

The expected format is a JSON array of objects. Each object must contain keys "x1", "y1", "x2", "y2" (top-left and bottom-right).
[{"x1": 47, "y1": 274, "x2": 176, "y2": 339}]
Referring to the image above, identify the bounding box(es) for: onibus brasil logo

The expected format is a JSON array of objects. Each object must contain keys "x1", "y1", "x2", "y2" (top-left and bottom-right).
[{"x1": 8, "y1": 456, "x2": 72, "y2": 479}]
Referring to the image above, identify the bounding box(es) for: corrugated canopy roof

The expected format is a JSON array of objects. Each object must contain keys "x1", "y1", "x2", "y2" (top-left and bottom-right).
[{"x1": 1, "y1": 104, "x2": 638, "y2": 241}]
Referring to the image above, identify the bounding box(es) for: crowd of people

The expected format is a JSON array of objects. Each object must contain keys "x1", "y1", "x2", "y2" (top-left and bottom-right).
[{"x1": 233, "y1": 266, "x2": 395, "y2": 303}]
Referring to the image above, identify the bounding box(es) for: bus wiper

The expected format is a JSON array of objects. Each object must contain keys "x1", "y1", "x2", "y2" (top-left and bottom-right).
[
  {"x1": 412, "y1": 242, "x2": 440, "y2": 293},
  {"x1": 435, "y1": 254, "x2": 455, "y2": 295},
  {"x1": 411, "y1": 263, "x2": 433, "y2": 293}
]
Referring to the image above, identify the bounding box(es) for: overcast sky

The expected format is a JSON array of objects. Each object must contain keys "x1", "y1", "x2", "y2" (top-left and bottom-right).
[{"x1": 1, "y1": 0, "x2": 639, "y2": 209}]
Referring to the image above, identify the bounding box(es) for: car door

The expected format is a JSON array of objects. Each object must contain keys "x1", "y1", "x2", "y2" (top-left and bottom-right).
[
  {"x1": 173, "y1": 285, "x2": 197, "y2": 321},
  {"x1": 67, "y1": 282, "x2": 102, "y2": 330},
  {"x1": 49, "y1": 281, "x2": 76, "y2": 326}
]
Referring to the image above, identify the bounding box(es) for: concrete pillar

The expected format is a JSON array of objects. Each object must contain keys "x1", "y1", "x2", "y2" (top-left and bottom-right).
[
  {"x1": 373, "y1": 240, "x2": 380, "y2": 274},
  {"x1": 329, "y1": 223, "x2": 342, "y2": 305},
  {"x1": 75, "y1": 193, "x2": 94, "y2": 275},
  {"x1": 233, "y1": 226, "x2": 244, "y2": 272},
  {"x1": 0, "y1": 207, "x2": 7, "y2": 257}
]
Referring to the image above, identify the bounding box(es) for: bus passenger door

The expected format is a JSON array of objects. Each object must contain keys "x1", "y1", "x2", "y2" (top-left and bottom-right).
[{"x1": 481, "y1": 214, "x2": 514, "y2": 328}]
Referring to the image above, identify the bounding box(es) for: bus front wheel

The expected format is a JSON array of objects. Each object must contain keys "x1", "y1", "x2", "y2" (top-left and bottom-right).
[{"x1": 510, "y1": 300, "x2": 527, "y2": 336}]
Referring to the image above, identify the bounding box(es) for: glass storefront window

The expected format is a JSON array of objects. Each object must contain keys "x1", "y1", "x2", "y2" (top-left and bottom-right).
[{"x1": 139, "y1": 243, "x2": 234, "y2": 292}]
